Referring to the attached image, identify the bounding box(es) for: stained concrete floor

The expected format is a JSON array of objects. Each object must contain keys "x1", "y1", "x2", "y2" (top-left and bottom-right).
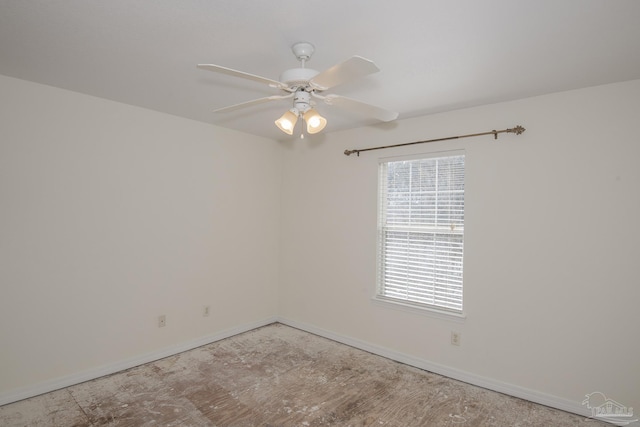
[{"x1": 0, "y1": 323, "x2": 608, "y2": 426}]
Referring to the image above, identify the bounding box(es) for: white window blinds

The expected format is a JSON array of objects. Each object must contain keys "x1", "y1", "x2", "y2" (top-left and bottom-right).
[{"x1": 377, "y1": 153, "x2": 465, "y2": 313}]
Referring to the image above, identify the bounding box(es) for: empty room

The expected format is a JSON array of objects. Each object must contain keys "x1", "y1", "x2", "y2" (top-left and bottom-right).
[{"x1": 0, "y1": 1, "x2": 638, "y2": 426}]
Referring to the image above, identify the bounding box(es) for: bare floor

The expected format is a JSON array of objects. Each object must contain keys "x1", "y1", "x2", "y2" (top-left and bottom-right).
[{"x1": 0, "y1": 323, "x2": 606, "y2": 426}]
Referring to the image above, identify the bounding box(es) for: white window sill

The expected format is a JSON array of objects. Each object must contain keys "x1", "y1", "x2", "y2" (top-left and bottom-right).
[{"x1": 371, "y1": 296, "x2": 467, "y2": 323}]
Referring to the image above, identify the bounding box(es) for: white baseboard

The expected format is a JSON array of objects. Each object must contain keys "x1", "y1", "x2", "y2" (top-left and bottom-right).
[
  {"x1": 0, "y1": 315, "x2": 596, "y2": 422},
  {"x1": 0, "y1": 316, "x2": 278, "y2": 406},
  {"x1": 276, "y1": 317, "x2": 594, "y2": 421}
]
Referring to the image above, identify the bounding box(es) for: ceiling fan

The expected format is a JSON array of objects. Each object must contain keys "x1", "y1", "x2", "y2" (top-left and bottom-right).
[{"x1": 197, "y1": 42, "x2": 398, "y2": 136}]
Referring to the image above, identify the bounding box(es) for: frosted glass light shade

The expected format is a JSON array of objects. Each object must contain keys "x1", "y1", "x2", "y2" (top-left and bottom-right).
[
  {"x1": 303, "y1": 109, "x2": 327, "y2": 134},
  {"x1": 275, "y1": 110, "x2": 299, "y2": 135}
]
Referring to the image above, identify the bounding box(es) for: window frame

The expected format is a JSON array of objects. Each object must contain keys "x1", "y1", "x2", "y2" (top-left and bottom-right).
[{"x1": 374, "y1": 150, "x2": 467, "y2": 320}]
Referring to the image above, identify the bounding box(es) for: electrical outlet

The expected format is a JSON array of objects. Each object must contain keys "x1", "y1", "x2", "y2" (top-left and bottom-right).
[
  {"x1": 203, "y1": 306, "x2": 210, "y2": 317},
  {"x1": 158, "y1": 315, "x2": 166, "y2": 328},
  {"x1": 451, "y1": 331, "x2": 461, "y2": 346}
]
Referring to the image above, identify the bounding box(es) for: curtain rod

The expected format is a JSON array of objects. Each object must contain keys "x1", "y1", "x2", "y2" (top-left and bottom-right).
[{"x1": 344, "y1": 125, "x2": 526, "y2": 156}]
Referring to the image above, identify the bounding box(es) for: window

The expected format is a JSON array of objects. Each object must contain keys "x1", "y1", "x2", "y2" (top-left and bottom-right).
[{"x1": 377, "y1": 152, "x2": 465, "y2": 314}]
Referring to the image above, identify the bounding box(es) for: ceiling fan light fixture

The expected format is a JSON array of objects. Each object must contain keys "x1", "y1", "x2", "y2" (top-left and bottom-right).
[
  {"x1": 199, "y1": 42, "x2": 398, "y2": 137},
  {"x1": 303, "y1": 109, "x2": 327, "y2": 134},
  {"x1": 275, "y1": 109, "x2": 299, "y2": 135}
]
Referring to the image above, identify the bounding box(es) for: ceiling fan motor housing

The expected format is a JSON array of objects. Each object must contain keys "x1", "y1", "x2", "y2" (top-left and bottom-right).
[{"x1": 279, "y1": 68, "x2": 319, "y2": 91}]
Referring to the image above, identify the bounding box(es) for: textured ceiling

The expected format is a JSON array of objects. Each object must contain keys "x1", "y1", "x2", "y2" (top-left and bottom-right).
[{"x1": 1, "y1": 0, "x2": 640, "y2": 141}]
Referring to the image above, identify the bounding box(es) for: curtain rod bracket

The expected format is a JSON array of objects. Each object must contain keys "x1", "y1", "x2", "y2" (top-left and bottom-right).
[{"x1": 344, "y1": 125, "x2": 526, "y2": 156}]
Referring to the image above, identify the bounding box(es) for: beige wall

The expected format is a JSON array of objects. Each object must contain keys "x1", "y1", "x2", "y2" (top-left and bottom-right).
[
  {"x1": 279, "y1": 79, "x2": 640, "y2": 411},
  {"x1": 2, "y1": 73, "x2": 638, "y2": 413},
  {"x1": 0, "y1": 75, "x2": 281, "y2": 397}
]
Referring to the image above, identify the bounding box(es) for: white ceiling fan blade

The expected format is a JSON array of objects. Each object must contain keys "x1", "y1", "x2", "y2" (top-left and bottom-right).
[
  {"x1": 212, "y1": 94, "x2": 293, "y2": 113},
  {"x1": 310, "y1": 56, "x2": 380, "y2": 91},
  {"x1": 321, "y1": 94, "x2": 398, "y2": 122},
  {"x1": 197, "y1": 64, "x2": 287, "y2": 89}
]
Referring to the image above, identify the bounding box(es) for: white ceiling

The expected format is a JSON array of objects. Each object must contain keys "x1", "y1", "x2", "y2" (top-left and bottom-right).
[{"x1": 1, "y1": 0, "x2": 639, "y2": 141}]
